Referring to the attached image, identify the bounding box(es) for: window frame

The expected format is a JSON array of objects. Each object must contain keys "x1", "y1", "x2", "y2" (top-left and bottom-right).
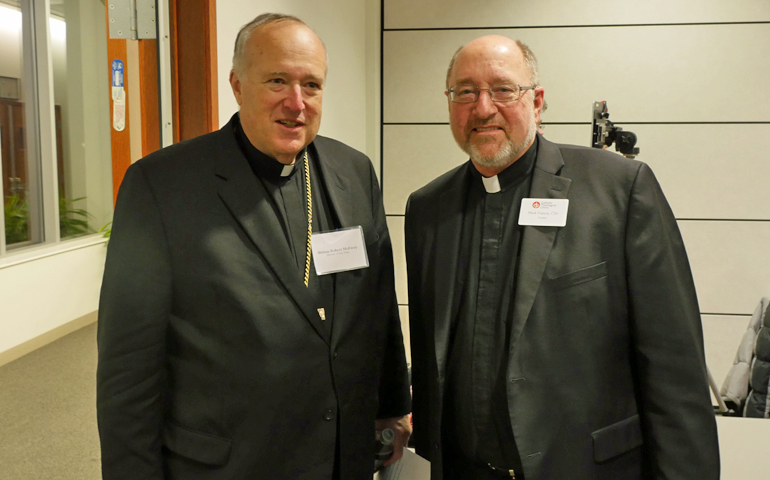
[{"x1": 1, "y1": 0, "x2": 63, "y2": 258}]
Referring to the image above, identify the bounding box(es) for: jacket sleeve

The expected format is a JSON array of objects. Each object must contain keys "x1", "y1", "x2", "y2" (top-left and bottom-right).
[
  {"x1": 368, "y1": 163, "x2": 411, "y2": 419},
  {"x1": 624, "y1": 163, "x2": 720, "y2": 479},
  {"x1": 96, "y1": 163, "x2": 171, "y2": 479},
  {"x1": 404, "y1": 194, "x2": 432, "y2": 459}
]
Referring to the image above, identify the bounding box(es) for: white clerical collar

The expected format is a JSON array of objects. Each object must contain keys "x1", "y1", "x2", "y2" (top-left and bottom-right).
[
  {"x1": 280, "y1": 153, "x2": 304, "y2": 177},
  {"x1": 481, "y1": 175, "x2": 501, "y2": 194}
]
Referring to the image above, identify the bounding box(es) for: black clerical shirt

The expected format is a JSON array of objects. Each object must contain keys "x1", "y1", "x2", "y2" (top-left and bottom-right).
[
  {"x1": 233, "y1": 115, "x2": 337, "y2": 331},
  {"x1": 443, "y1": 137, "x2": 538, "y2": 475}
]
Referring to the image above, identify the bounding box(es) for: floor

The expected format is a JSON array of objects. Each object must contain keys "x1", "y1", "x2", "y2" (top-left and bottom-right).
[{"x1": 0, "y1": 322, "x2": 101, "y2": 480}]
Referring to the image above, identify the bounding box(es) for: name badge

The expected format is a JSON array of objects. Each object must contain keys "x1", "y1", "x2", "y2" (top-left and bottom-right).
[
  {"x1": 518, "y1": 198, "x2": 569, "y2": 227},
  {"x1": 311, "y1": 226, "x2": 369, "y2": 275}
]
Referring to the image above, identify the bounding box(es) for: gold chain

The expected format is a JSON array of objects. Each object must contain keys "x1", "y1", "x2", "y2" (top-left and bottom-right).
[{"x1": 303, "y1": 152, "x2": 312, "y2": 287}]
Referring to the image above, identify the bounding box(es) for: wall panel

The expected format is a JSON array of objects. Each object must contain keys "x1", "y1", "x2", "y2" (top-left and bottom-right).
[
  {"x1": 384, "y1": 24, "x2": 770, "y2": 123},
  {"x1": 681, "y1": 221, "x2": 770, "y2": 315},
  {"x1": 537, "y1": 124, "x2": 592, "y2": 147},
  {"x1": 384, "y1": 124, "x2": 770, "y2": 218},
  {"x1": 717, "y1": 417, "x2": 770, "y2": 477},
  {"x1": 387, "y1": 216, "x2": 408, "y2": 305},
  {"x1": 382, "y1": 125, "x2": 466, "y2": 214},
  {"x1": 628, "y1": 124, "x2": 770, "y2": 220},
  {"x1": 399, "y1": 305, "x2": 410, "y2": 364},
  {"x1": 385, "y1": 0, "x2": 770, "y2": 29}
]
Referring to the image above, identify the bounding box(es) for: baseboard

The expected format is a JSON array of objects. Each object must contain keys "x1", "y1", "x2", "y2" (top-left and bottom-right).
[{"x1": 0, "y1": 311, "x2": 98, "y2": 368}]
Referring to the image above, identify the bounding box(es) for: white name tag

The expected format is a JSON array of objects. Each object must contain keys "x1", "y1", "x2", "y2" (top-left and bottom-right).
[
  {"x1": 518, "y1": 198, "x2": 569, "y2": 227},
  {"x1": 312, "y1": 226, "x2": 369, "y2": 275}
]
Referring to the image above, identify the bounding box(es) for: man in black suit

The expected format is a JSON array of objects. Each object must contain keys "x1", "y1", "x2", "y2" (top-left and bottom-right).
[
  {"x1": 97, "y1": 13, "x2": 411, "y2": 479},
  {"x1": 405, "y1": 35, "x2": 719, "y2": 479}
]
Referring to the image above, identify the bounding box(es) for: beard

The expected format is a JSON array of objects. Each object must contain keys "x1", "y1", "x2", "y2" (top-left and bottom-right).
[{"x1": 461, "y1": 107, "x2": 538, "y2": 169}]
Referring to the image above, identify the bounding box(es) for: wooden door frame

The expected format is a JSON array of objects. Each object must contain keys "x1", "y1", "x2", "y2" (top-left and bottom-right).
[{"x1": 169, "y1": 0, "x2": 218, "y2": 143}]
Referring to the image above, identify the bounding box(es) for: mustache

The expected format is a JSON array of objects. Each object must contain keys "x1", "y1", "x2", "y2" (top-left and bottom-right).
[{"x1": 465, "y1": 119, "x2": 508, "y2": 133}]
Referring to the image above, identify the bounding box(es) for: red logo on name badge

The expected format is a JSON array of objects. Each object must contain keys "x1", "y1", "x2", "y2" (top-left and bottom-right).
[{"x1": 532, "y1": 201, "x2": 540, "y2": 208}]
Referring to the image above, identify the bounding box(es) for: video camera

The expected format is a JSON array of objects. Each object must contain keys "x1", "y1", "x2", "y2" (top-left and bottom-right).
[{"x1": 591, "y1": 101, "x2": 639, "y2": 158}]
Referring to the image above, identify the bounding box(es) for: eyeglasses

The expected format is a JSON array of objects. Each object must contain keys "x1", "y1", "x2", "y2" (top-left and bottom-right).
[{"x1": 447, "y1": 83, "x2": 536, "y2": 103}]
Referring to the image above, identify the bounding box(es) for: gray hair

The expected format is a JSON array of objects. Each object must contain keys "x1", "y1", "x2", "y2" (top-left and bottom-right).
[
  {"x1": 445, "y1": 39, "x2": 540, "y2": 89},
  {"x1": 232, "y1": 13, "x2": 306, "y2": 77}
]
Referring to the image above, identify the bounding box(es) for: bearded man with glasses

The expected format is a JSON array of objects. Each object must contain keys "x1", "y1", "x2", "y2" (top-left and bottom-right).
[{"x1": 405, "y1": 35, "x2": 719, "y2": 480}]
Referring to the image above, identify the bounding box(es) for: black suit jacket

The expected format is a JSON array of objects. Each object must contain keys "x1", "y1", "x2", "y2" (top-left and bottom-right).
[
  {"x1": 405, "y1": 136, "x2": 719, "y2": 479},
  {"x1": 96, "y1": 115, "x2": 410, "y2": 479}
]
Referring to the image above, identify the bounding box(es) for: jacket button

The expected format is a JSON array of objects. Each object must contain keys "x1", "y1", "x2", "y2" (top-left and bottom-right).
[
  {"x1": 332, "y1": 351, "x2": 338, "y2": 359},
  {"x1": 324, "y1": 409, "x2": 334, "y2": 421}
]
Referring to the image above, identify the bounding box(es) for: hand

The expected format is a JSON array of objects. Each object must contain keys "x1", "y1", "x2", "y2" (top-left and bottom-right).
[{"x1": 375, "y1": 414, "x2": 412, "y2": 467}]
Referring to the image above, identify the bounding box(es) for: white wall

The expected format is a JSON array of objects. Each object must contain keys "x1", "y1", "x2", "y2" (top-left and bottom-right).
[
  {"x1": 0, "y1": 241, "x2": 106, "y2": 356},
  {"x1": 216, "y1": 0, "x2": 381, "y2": 168}
]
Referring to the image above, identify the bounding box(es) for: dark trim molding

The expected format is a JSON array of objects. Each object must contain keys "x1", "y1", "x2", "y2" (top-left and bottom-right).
[{"x1": 384, "y1": 21, "x2": 770, "y2": 32}]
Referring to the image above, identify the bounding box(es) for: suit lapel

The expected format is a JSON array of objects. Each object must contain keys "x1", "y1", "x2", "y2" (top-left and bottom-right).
[
  {"x1": 313, "y1": 142, "x2": 351, "y2": 234},
  {"x1": 214, "y1": 119, "x2": 330, "y2": 344},
  {"x1": 432, "y1": 165, "x2": 470, "y2": 378},
  {"x1": 312, "y1": 141, "x2": 356, "y2": 346},
  {"x1": 510, "y1": 137, "x2": 571, "y2": 352}
]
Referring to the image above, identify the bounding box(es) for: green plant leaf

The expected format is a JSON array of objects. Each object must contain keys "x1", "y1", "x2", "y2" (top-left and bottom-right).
[
  {"x1": 4, "y1": 194, "x2": 30, "y2": 244},
  {"x1": 59, "y1": 195, "x2": 93, "y2": 238}
]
